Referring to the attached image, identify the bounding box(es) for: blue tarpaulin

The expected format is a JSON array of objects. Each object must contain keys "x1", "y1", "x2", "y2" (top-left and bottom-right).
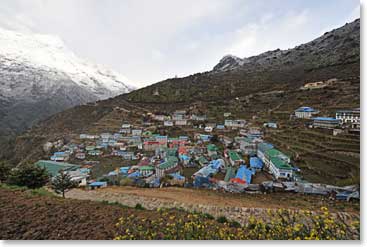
[
  {"x1": 128, "y1": 171, "x2": 141, "y2": 178},
  {"x1": 89, "y1": 181, "x2": 107, "y2": 187},
  {"x1": 149, "y1": 177, "x2": 161, "y2": 188},
  {"x1": 234, "y1": 165, "x2": 253, "y2": 184},
  {"x1": 235, "y1": 165, "x2": 246, "y2": 180},
  {"x1": 193, "y1": 159, "x2": 224, "y2": 177},
  {"x1": 194, "y1": 166, "x2": 217, "y2": 177},
  {"x1": 250, "y1": 157, "x2": 263, "y2": 169},
  {"x1": 210, "y1": 159, "x2": 223, "y2": 170},
  {"x1": 169, "y1": 173, "x2": 185, "y2": 180}
]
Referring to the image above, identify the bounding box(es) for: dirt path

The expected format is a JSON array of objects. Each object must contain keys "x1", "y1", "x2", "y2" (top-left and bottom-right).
[
  {"x1": 66, "y1": 186, "x2": 359, "y2": 226},
  {"x1": 66, "y1": 186, "x2": 358, "y2": 211}
]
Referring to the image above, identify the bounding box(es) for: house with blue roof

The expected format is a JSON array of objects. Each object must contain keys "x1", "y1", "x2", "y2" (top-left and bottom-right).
[
  {"x1": 89, "y1": 181, "x2": 107, "y2": 189},
  {"x1": 250, "y1": 157, "x2": 263, "y2": 170},
  {"x1": 295, "y1": 106, "x2": 318, "y2": 119},
  {"x1": 312, "y1": 117, "x2": 341, "y2": 129},
  {"x1": 50, "y1": 151, "x2": 69, "y2": 161}
]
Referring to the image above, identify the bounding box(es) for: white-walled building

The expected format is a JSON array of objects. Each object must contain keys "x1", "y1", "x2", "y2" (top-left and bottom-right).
[{"x1": 336, "y1": 108, "x2": 360, "y2": 129}]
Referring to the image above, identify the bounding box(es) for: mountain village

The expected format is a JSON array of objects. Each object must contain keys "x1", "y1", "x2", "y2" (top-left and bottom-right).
[
  {"x1": 0, "y1": 12, "x2": 360, "y2": 240},
  {"x1": 36, "y1": 105, "x2": 360, "y2": 200}
]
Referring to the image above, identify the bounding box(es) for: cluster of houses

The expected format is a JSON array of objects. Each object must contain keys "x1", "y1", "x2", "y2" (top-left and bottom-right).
[
  {"x1": 92, "y1": 122, "x2": 299, "y2": 189},
  {"x1": 36, "y1": 114, "x2": 301, "y2": 192},
  {"x1": 294, "y1": 106, "x2": 360, "y2": 133},
  {"x1": 33, "y1": 104, "x2": 359, "y2": 194},
  {"x1": 151, "y1": 110, "x2": 247, "y2": 132}
]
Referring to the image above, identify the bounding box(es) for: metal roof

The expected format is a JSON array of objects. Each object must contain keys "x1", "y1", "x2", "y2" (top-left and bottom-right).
[
  {"x1": 35, "y1": 160, "x2": 80, "y2": 177},
  {"x1": 228, "y1": 151, "x2": 242, "y2": 161},
  {"x1": 313, "y1": 117, "x2": 339, "y2": 121},
  {"x1": 270, "y1": 156, "x2": 292, "y2": 170}
]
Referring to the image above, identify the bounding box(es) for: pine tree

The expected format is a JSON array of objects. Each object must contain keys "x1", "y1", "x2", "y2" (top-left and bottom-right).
[{"x1": 51, "y1": 171, "x2": 78, "y2": 198}]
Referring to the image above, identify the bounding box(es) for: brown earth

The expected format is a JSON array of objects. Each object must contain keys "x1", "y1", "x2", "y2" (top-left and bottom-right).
[
  {"x1": 0, "y1": 187, "x2": 359, "y2": 240},
  {"x1": 67, "y1": 186, "x2": 359, "y2": 214},
  {"x1": 0, "y1": 188, "x2": 143, "y2": 240}
]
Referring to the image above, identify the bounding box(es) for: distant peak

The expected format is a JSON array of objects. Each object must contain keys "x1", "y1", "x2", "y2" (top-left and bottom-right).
[
  {"x1": 213, "y1": 54, "x2": 248, "y2": 72},
  {"x1": 0, "y1": 26, "x2": 134, "y2": 99}
]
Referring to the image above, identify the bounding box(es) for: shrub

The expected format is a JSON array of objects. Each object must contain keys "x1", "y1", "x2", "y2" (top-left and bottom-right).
[
  {"x1": 135, "y1": 203, "x2": 145, "y2": 210},
  {"x1": 216, "y1": 216, "x2": 228, "y2": 224},
  {"x1": 203, "y1": 213, "x2": 215, "y2": 220},
  {"x1": 229, "y1": 220, "x2": 242, "y2": 228}
]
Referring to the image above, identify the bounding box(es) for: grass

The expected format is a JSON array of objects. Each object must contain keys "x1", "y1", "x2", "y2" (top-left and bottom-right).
[{"x1": 0, "y1": 183, "x2": 57, "y2": 197}]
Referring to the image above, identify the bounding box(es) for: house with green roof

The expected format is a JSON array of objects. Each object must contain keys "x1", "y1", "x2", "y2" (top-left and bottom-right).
[
  {"x1": 207, "y1": 144, "x2": 218, "y2": 156},
  {"x1": 269, "y1": 156, "x2": 293, "y2": 180},
  {"x1": 228, "y1": 151, "x2": 244, "y2": 166},
  {"x1": 264, "y1": 148, "x2": 291, "y2": 169},
  {"x1": 138, "y1": 166, "x2": 155, "y2": 177},
  {"x1": 155, "y1": 156, "x2": 179, "y2": 178},
  {"x1": 35, "y1": 160, "x2": 80, "y2": 177}
]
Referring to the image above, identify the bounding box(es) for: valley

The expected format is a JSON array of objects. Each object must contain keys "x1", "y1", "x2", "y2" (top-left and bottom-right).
[{"x1": 0, "y1": 18, "x2": 360, "y2": 241}]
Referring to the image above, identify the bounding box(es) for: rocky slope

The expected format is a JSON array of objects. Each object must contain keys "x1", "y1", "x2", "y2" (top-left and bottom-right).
[
  {"x1": 126, "y1": 19, "x2": 359, "y2": 103},
  {"x1": 0, "y1": 27, "x2": 134, "y2": 139}
]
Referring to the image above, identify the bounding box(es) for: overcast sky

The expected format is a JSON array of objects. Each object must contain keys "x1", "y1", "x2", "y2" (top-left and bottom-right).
[{"x1": 0, "y1": 0, "x2": 360, "y2": 87}]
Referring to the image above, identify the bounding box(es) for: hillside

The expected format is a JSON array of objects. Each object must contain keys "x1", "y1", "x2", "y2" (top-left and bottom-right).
[{"x1": 4, "y1": 19, "x2": 360, "y2": 185}]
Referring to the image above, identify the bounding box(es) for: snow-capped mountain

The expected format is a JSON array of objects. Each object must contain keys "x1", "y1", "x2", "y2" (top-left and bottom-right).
[
  {"x1": 0, "y1": 27, "x2": 134, "y2": 99},
  {"x1": 0, "y1": 27, "x2": 134, "y2": 138}
]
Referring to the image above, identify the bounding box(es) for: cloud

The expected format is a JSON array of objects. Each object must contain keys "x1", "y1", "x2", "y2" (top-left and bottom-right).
[
  {"x1": 224, "y1": 10, "x2": 312, "y2": 57},
  {"x1": 0, "y1": 0, "x2": 361, "y2": 87}
]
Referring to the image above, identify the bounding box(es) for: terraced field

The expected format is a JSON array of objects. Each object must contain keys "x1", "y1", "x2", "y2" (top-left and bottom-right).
[{"x1": 265, "y1": 127, "x2": 359, "y2": 185}]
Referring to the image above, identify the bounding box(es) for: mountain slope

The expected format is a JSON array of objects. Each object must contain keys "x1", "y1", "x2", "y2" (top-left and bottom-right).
[{"x1": 0, "y1": 27, "x2": 134, "y2": 138}]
